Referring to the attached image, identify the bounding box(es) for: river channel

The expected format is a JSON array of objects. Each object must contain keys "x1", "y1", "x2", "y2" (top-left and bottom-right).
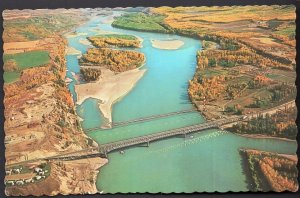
[{"x1": 65, "y1": 13, "x2": 297, "y2": 193}]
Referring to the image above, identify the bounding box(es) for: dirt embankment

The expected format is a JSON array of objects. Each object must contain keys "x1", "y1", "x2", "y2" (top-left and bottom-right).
[{"x1": 4, "y1": 34, "x2": 106, "y2": 195}]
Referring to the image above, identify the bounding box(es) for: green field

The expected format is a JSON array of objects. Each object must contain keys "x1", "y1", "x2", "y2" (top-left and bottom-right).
[
  {"x1": 112, "y1": 13, "x2": 169, "y2": 33},
  {"x1": 3, "y1": 71, "x2": 21, "y2": 84},
  {"x1": 202, "y1": 68, "x2": 228, "y2": 78},
  {"x1": 3, "y1": 50, "x2": 50, "y2": 83}
]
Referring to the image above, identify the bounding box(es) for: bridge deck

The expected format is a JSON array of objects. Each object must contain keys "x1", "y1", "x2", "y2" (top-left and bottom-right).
[
  {"x1": 85, "y1": 109, "x2": 198, "y2": 132},
  {"x1": 97, "y1": 116, "x2": 242, "y2": 154}
]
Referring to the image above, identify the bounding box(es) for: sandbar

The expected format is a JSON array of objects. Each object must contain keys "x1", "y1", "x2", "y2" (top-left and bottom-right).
[
  {"x1": 151, "y1": 39, "x2": 184, "y2": 50},
  {"x1": 79, "y1": 38, "x2": 92, "y2": 46},
  {"x1": 65, "y1": 32, "x2": 88, "y2": 38},
  {"x1": 65, "y1": 77, "x2": 73, "y2": 83},
  {"x1": 75, "y1": 68, "x2": 146, "y2": 128},
  {"x1": 66, "y1": 47, "x2": 82, "y2": 55},
  {"x1": 90, "y1": 28, "x2": 119, "y2": 35}
]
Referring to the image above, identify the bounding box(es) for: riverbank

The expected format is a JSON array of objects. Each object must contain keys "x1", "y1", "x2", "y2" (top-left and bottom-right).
[
  {"x1": 3, "y1": 10, "x2": 109, "y2": 196},
  {"x1": 233, "y1": 133, "x2": 296, "y2": 142},
  {"x1": 75, "y1": 67, "x2": 146, "y2": 128},
  {"x1": 151, "y1": 39, "x2": 184, "y2": 50}
]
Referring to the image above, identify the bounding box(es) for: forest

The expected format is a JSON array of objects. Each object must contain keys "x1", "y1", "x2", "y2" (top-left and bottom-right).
[
  {"x1": 228, "y1": 106, "x2": 297, "y2": 139},
  {"x1": 88, "y1": 34, "x2": 141, "y2": 48},
  {"x1": 240, "y1": 149, "x2": 297, "y2": 192},
  {"x1": 80, "y1": 48, "x2": 145, "y2": 72},
  {"x1": 80, "y1": 68, "x2": 102, "y2": 82}
]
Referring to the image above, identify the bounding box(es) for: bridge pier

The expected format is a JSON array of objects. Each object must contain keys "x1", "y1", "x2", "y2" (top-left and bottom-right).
[{"x1": 147, "y1": 141, "x2": 150, "y2": 147}]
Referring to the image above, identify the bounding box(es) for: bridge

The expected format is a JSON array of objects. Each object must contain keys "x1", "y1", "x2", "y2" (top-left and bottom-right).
[
  {"x1": 85, "y1": 109, "x2": 198, "y2": 132},
  {"x1": 49, "y1": 115, "x2": 244, "y2": 160},
  {"x1": 6, "y1": 100, "x2": 293, "y2": 168}
]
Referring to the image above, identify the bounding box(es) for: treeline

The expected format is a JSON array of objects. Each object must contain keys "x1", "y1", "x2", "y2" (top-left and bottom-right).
[
  {"x1": 80, "y1": 48, "x2": 145, "y2": 72},
  {"x1": 228, "y1": 106, "x2": 297, "y2": 139},
  {"x1": 88, "y1": 34, "x2": 141, "y2": 48},
  {"x1": 80, "y1": 68, "x2": 101, "y2": 82},
  {"x1": 240, "y1": 149, "x2": 297, "y2": 192},
  {"x1": 197, "y1": 48, "x2": 284, "y2": 70},
  {"x1": 189, "y1": 75, "x2": 226, "y2": 102}
]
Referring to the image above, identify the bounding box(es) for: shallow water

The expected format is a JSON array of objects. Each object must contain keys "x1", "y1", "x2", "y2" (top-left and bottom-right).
[{"x1": 65, "y1": 13, "x2": 297, "y2": 193}]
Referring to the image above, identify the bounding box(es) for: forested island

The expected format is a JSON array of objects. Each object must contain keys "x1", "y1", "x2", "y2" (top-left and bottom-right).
[
  {"x1": 80, "y1": 48, "x2": 145, "y2": 73},
  {"x1": 88, "y1": 34, "x2": 141, "y2": 48},
  {"x1": 79, "y1": 34, "x2": 145, "y2": 82},
  {"x1": 76, "y1": 32, "x2": 146, "y2": 127}
]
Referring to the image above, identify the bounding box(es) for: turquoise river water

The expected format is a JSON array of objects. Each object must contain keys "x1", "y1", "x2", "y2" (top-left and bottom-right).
[{"x1": 65, "y1": 13, "x2": 297, "y2": 193}]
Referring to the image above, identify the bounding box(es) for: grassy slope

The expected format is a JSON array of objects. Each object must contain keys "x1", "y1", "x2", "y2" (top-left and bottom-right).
[
  {"x1": 112, "y1": 13, "x2": 169, "y2": 33},
  {"x1": 3, "y1": 50, "x2": 50, "y2": 83}
]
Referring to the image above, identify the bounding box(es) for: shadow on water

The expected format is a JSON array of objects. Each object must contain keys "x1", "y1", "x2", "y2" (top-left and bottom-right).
[
  {"x1": 239, "y1": 149, "x2": 273, "y2": 192},
  {"x1": 239, "y1": 149, "x2": 256, "y2": 191}
]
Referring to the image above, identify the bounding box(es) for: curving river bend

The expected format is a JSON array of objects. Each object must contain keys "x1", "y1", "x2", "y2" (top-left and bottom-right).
[{"x1": 65, "y1": 13, "x2": 297, "y2": 193}]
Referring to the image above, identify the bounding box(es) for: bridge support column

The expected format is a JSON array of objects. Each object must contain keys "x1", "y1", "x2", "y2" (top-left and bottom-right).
[
  {"x1": 147, "y1": 141, "x2": 150, "y2": 147},
  {"x1": 184, "y1": 133, "x2": 187, "y2": 138},
  {"x1": 104, "y1": 151, "x2": 108, "y2": 158}
]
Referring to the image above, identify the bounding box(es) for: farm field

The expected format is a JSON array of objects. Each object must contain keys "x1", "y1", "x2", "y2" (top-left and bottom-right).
[{"x1": 3, "y1": 50, "x2": 50, "y2": 83}]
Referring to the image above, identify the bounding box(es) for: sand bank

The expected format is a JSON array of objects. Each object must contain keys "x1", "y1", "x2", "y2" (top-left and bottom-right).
[
  {"x1": 75, "y1": 68, "x2": 146, "y2": 128},
  {"x1": 66, "y1": 47, "x2": 82, "y2": 55},
  {"x1": 79, "y1": 38, "x2": 92, "y2": 46},
  {"x1": 65, "y1": 32, "x2": 88, "y2": 38},
  {"x1": 151, "y1": 39, "x2": 184, "y2": 50},
  {"x1": 65, "y1": 77, "x2": 73, "y2": 83},
  {"x1": 100, "y1": 15, "x2": 114, "y2": 24},
  {"x1": 90, "y1": 28, "x2": 119, "y2": 35}
]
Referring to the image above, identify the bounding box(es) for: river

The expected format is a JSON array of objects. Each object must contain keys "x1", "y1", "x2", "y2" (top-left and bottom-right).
[{"x1": 65, "y1": 13, "x2": 297, "y2": 193}]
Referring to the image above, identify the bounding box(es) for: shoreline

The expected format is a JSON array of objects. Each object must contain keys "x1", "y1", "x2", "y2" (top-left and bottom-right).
[
  {"x1": 63, "y1": 15, "x2": 108, "y2": 194},
  {"x1": 233, "y1": 132, "x2": 296, "y2": 142}
]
